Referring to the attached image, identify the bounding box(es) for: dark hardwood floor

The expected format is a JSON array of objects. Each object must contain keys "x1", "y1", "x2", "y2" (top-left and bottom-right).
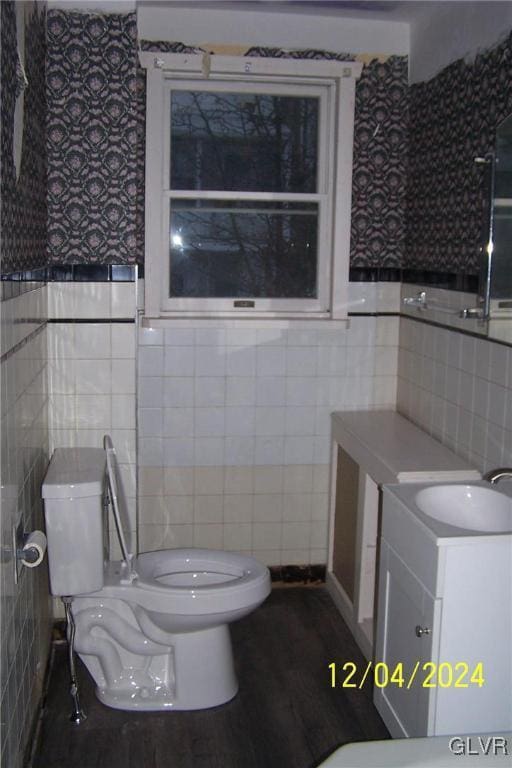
[{"x1": 33, "y1": 587, "x2": 389, "y2": 768}]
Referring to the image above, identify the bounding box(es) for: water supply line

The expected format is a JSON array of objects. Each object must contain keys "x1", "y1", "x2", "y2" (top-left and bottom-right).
[{"x1": 62, "y1": 596, "x2": 87, "y2": 724}]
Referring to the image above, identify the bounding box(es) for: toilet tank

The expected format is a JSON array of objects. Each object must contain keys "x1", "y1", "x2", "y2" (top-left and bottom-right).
[{"x1": 42, "y1": 447, "x2": 106, "y2": 596}]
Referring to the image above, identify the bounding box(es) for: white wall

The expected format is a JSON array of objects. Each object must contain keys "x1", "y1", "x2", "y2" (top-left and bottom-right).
[
  {"x1": 44, "y1": 280, "x2": 399, "y2": 569},
  {"x1": 137, "y1": 2, "x2": 409, "y2": 55},
  {"x1": 137, "y1": 283, "x2": 400, "y2": 566},
  {"x1": 47, "y1": 282, "x2": 138, "y2": 559},
  {"x1": 397, "y1": 316, "x2": 512, "y2": 472},
  {"x1": 409, "y1": 0, "x2": 512, "y2": 83}
]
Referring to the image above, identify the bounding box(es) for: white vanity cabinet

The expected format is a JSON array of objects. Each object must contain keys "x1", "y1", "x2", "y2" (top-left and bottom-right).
[
  {"x1": 374, "y1": 484, "x2": 512, "y2": 738},
  {"x1": 375, "y1": 536, "x2": 440, "y2": 737},
  {"x1": 327, "y1": 411, "x2": 480, "y2": 659}
]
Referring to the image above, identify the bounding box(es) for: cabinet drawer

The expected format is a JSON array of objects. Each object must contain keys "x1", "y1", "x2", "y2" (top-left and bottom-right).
[{"x1": 382, "y1": 487, "x2": 439, "y2": 595}]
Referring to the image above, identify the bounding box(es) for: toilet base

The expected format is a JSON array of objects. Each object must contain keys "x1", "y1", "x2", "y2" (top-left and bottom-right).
[
  {"x1": 170, "y1": 625, "x2": 239, "y2": 710},
  {"x1": 76, "y1": 613, "x2": 239, "y2": 711}
]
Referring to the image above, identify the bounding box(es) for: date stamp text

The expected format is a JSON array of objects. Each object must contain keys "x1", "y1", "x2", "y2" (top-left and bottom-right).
[{"x1": 329, "y1": 661, "x2": 485, "y2": 689}]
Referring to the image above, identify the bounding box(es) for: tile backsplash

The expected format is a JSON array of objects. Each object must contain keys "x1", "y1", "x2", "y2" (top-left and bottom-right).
[
  {"x1": 397, "y1": 317, "x2": 512, "y2": 472},
  {"x1": 36, "y1": 279, "x2": 512, "y2": 586},
  {"x1": 138, "y1": 309, "x2": 399, "y2": 566},
  {"x1": 46, "y1": 281, "x2": 138, "y2": 557},
  {"x1": 41, "y1": 280, "x2": 399, "y2": 569}
]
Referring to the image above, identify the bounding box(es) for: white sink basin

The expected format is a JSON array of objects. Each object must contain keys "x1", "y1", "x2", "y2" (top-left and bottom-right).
[{"x1": 415, "y1": 484, "x2": 512, "y2": 533}]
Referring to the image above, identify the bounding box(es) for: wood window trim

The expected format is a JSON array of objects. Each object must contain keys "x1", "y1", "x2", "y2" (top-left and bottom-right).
[{"x1": 140, "y1": 52, "x2": 362, "y2": 321}]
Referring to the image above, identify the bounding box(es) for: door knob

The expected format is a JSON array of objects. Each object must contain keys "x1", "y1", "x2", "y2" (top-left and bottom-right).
[{"x1": 415, "y1": 625, "x2": 431, "y2": 637}]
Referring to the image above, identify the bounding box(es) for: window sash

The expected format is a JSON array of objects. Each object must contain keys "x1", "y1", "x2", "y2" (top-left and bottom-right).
[
  {"x1": 160, "y1": 79, "x2": 333, "y2": 314},
  {"x1": 164, "y1": 79, "x2": 329, "y2": 195},
  {"x1": 165, "y1": 196, "x2": 329, "y2": 313},
  {"x1": 142, "y1": 53, "x2": 362, "y2": 320}
]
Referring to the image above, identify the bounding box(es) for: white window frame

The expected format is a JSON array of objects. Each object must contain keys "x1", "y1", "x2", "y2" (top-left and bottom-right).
[{"x1": 141, "y1": 52, "x2": 362, "y2": 321}]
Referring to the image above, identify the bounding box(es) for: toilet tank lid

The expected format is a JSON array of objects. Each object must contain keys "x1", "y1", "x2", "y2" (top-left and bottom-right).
[{"x1": 42, "y1": 448, "x2": 106, "y2": 499}]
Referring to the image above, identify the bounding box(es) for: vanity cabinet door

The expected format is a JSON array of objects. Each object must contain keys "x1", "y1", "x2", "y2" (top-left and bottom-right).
[{"x1": 374, "y1": 540, "x2": 440, "y2": 738}]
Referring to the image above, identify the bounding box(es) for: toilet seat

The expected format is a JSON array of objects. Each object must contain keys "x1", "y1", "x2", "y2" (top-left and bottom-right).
[
  {"x1": 102, "y1": 436, "x2": 270, "y2": 616},
  {"x1": 99, "y1": 549, "x2": 270, "y2": 617},
  {"x1": 104, "y1": 435, "x2": 134, "y2": 572},
  {"x1": 136, "y1": 549, "x2": 266, "y2": 589}
]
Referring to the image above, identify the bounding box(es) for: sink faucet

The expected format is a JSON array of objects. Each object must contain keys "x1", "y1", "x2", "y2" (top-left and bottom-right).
[{"x1": 483, "y1": 467, "x2": 512, "y2": 484}]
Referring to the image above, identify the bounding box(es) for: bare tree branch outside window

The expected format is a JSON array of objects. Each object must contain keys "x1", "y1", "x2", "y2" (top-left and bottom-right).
[{"x1": 169, "y1": 91, "x2": 319, "y2": 299}]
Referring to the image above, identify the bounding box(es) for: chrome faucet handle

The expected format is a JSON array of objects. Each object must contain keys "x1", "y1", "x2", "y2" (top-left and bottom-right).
[
  {"x1": 483, "y1": 468, "x2": 512, "y2": 484},
  {"x1": 403, "y1": 291, "x2": 426, "y2": 308}
]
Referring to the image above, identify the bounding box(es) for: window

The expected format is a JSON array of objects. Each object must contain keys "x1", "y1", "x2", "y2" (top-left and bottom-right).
[{"x1": 141, "y1": 53, "x2": 362, "y2": 319}]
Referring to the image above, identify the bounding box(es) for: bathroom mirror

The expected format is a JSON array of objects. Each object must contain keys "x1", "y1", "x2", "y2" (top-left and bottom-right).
[
  {"x1": 481, "y1": 112, "x2": 512, "y2": 343},
  {"x1": 487, "y1": 114, "x2": 512, "y2": 336},
  {"x1": 13, "y1": 2, "x2": 28, "y2": 181},
  {"x1": 403, "y1": 115, "x2": 512, "y2": 345}
]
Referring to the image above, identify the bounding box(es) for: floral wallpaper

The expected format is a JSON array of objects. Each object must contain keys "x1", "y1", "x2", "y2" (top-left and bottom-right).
[
  {"x1": 1, "y1": 1, "x2": 47, "y2": 275},
  {"x1": 46, "y1": 17, "x2": 410, "y2": 270},
  {"x1": 46, "y1": 10, "x2": 139, "y2": 264},
  {"x1": 351, "y1": 55, "x2": 408, "y2": 268},
  {"x1": 406, "y1": 31, "x2": 512, "y2": 275},
  {"x1": 44, "y1": 10, "x2": 511, "y2": 275}
]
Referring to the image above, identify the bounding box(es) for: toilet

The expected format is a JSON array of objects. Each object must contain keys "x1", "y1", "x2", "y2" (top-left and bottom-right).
[{"x1": 42, "y1": 438, "x2": 271, "y2": 711}]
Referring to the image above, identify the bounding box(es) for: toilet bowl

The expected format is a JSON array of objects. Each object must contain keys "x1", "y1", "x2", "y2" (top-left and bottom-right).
[{"x1": 42, "y1": 439, "x2": 271, "y2": 711}]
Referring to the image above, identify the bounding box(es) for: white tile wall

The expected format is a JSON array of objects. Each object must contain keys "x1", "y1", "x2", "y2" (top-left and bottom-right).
[
  {"x1": 37, "y1": 277, "x2": 512, "y2": 754},
  {"x1": 397, "y1": 317, "x2": 512, "y2": 472},
  {"x1": 1, "y1": 277, "x2": 403, "y2": 759},
  {"x1": 47, "y1": 280, "x2": 135, "y2": 320},
  {"x1": 45, "y1": 281, "x2": 402, "y2": 569},
  {"x1": 138, "y1": 306, "x2": 399, "y2": 566},
  {"x1": 47, "y1": 283, "x2": 137, "y2": 557},
  {"x1": 1, "y1": 286, "x2": 51, "y2": 768}
]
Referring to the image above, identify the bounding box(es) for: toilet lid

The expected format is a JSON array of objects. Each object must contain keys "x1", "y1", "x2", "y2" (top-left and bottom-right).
[{"x1": 104, "y1": 435, "x2": 134, "y2": 566}]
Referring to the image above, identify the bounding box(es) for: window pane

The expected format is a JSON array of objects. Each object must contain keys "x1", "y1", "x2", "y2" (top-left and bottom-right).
[
  {"x1": 170, "y1": 91, "x2": 318, "y2": 193},
  {"x1": 169, "y1": 200, "x2": 318, "y2": 299}
]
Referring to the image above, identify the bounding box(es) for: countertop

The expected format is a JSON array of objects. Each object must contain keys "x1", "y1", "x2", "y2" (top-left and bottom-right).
[{"x1": 331, "y1": 410, "x2": 481, "y2": 485}]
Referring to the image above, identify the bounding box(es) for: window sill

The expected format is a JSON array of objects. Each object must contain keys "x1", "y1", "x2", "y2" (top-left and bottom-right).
[{"x1": 140, "y1": 314, "x2": 350, "y2": 330}]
